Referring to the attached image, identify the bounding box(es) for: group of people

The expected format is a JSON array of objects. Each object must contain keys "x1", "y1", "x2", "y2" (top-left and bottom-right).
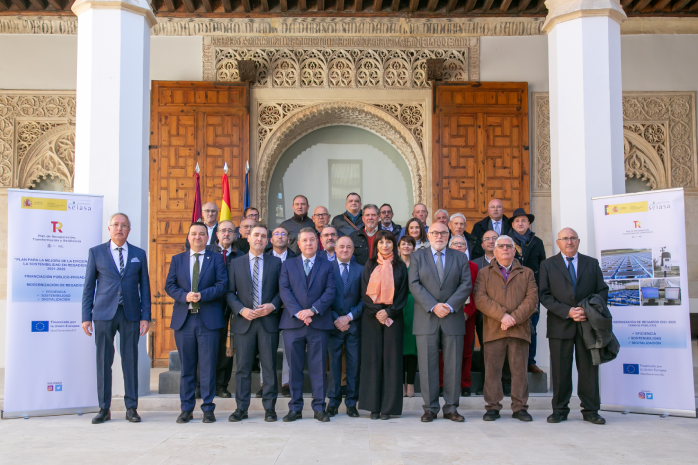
[{"x1": 81, "y1": 193, "x2": 609, "y2": 427}]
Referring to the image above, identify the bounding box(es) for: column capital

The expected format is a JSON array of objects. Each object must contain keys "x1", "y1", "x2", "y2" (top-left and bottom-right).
[
  {"x1": 72, "y1": 0, "x2": 157, "y2": 28},
  {"x1": 542, "y1": 0, "x2": 627, "y2": 34}
]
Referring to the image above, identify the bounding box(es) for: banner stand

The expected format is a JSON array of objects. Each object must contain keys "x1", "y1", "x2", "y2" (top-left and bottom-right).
[
  {"x1": 3, "y1": 189, "x2": 103, "y2": 419},
  {"x1": 593, "y1": 188, "x2": 696, "y2": 418}
]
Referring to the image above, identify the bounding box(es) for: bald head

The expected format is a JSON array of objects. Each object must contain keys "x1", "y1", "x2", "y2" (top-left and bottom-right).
[
  {"x1": 239, "y1": 218, "x2": 255, "y2": 239},
  {"x1": 487, "y1": 199, "x2": 504, "y2": 222},
  {"x1": 202, "y1": 202, "x2": 218, "y2": 227},
  {"x1": 556, "y1": 227, "x2": 580, "y2": 258}
]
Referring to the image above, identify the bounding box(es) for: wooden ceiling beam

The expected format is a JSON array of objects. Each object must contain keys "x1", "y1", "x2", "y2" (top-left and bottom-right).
[
  {"x1": 181, "y1": 0, "x2": 195, "y2": 12},
  {"x1": 354, "y1": 0, "x2": 362, "y2": 10},
  {"x1": 535, "y1": 0, "x2": 546, "y2": 12},
  {"x1": 317, "y1": 0, "x2": 324, "y2": 10},
  {"x1": 500, "y1": 0, "x2": 512, "y2": 11},
  {"x1": 620, "y1": 0, "x2": 634, "y2": 6},
  {"x1": 279, "y1": 0, "x2": 287, "y2": 10},
  {"x1": 481, "y1": 0, "x2": 495, "y2": 11},
  {"x1": 10, "y1": 0, "x2": 27, "y2": 8},
  {"x1": 427, "y1": 0, "x2": 438, "y2": 11},
  {"x1": 46, "y1": 0, "x2": 62, "y2": 9},
  {"x1": 632, "y1": 0, "x2": 653, "y2": 10},
  {"x1": 671, "y1": 0, "x2": 692, "y2": 10},
  {"x1": 0, "y1": 0, "x2": 8, "y2": 10},
  {"x1": 464, "y1": 0, "x2": 476, "y2": 11},
  {"x1": 517, "y1": 0, "x2": 532, "y2": 11},
  {"x1": 445, "y1": 0, "x2": 457, "y2": 12},
  {"x1": 409, "y1": 0, "x2": 419, "y2": 12},
  {"x1": 299, "y1": 0, "x2": 307, "y2": 10},
  {"x1": 241, "y1": 0, "x2": 251, "y2": 11},
  {"x1": 390, "y1": 0, "x2": 399, "y2": 10},
  {"x1": 261, "y1": 0, "x2": 269, "y2": 10},
  {"x1": 689, "y1": 0, "x2": 698, "y2": 11},
  {"x1": 652, "y1": 0, "x2": 671, "y2": 10},
  {"x1": 28, "y1": 0, "x2": 44, "y2": 7},
  {"x1": 201, "y1": 0, "x2": 212, "y2": 11},
  {"x1": 163, "y1": 0, "x2": 176, "y2": 10},
  {"x1": 373, "y1": 0, "x2": 382, "y2": 11}
]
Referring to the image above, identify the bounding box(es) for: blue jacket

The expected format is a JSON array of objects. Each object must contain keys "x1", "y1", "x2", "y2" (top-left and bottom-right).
[
  {"x1": 331, "y1": 257, "x2": 364, "y2": 335},
  {"x1": 165, "y1": 249, "x2": 228, "y2": 331},
  {"x1": 279, "y1": 253, "x2": 336, "y2": 331},
  {"x1": 82, "y1": 241, "x2": 151, "y2": 323}
]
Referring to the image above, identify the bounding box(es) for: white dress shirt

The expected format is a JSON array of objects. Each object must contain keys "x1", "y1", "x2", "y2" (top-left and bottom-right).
[
  {"x1": 338, "y1": 260, "x2": 354, "y2": 321},
  {"x1": 110, "y1": 241, "x2": 128, "y2": 273},
  {"x1": 249, "y1": 252, "x2": 265, "y2": 308},
  {"x1": 562, "y1": 252, "x2": 579, "y2": 275},
  {"x1": 189, "y1": 249, "x2": 205, "y2": 309},
  {"x1": 273, "y1": 249, "x2": 288, "y2": 263},
  {"x1": 429, "y1": 247, "x2": 453, "y2": 313}
]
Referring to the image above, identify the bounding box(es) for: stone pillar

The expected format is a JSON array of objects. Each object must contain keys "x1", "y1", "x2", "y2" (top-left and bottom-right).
[
  {"x1": 544, "y1": 0, "x2": 627, "y2": 256},
  {"x1": 72, "y1": 0, "x2": 156, "y2": 397}
]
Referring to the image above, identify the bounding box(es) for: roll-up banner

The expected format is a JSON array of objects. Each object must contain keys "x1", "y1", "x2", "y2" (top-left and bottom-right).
[
  {"x1": 3, "y1": 189, "x2": 103, "y2": 419},
  {"x1": 592, "y1": 188, "x2": 695, "y2": 417}
]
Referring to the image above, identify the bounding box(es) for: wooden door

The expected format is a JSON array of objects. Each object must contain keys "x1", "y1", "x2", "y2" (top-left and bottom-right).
[
  {"x1": 149, "y1": 81, "x2": 249, "y2": 366},
  {"x1": 432, "y1": 82, "x2": 529, "y2": 227}
]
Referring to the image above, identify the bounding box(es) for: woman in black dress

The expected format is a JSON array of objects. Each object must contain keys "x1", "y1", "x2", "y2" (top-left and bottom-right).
[{"x1": 358, "y1": 230, "x2": 409, "y2": 420}]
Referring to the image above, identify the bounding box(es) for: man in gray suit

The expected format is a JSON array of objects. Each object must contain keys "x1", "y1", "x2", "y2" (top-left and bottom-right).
[
  {"x1": 409, "y1": 221, "x2": 472, "y2": 422},
  {"x1": 82, "y1": 213, "x2": 151, "y2": 424},
  {"x1": 227, "y1": 223, "x2": 283, "y2": 423}
]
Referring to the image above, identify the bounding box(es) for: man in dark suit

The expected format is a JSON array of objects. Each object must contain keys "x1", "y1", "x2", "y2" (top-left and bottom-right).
[
  {"x1": 186, "y1": 202, "x2": 219, "y2": 249},
  {"x1": 539, "y1": 227, "x2": 609, "y2": 425},
  {"x1": 409, "y1": 221, "x2": 473, "y2": 422},
  {"x1": 82, "y1": 213, "x2": 151, "y2": 424},
  {"x1": 470, "y1": 199, "x2": 512, "y2": 259},
  {"x1": 203, "y1": 219, "x2": 239, "y2": 398},
  {"x1": 378, "y1": 203, "x2": 402, "y2": 234},
  {"x1": 227, "y1": 223, "x2": 283, "y2": 422},
  {"x1": 165, "y1": 222, "x2": 228, "y2": 424},
  {"x1": 279, "y1": 227, "x2": 337, "y2": 422},
  {"x1": 326, "y1": 236, "x2": 363, "y2": 418}
]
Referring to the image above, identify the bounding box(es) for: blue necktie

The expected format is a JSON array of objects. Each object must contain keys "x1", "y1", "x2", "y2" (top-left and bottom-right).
[
  {"x1": 566, "y1": 256, "x2": 577, "y2": 298},
  {"x1": 117, "y1": 247, "x2": 124, "y2": 305},
  {"x1": 341, "y1": 263, "x2": 349, "y2": 295},
  {"x1": 494, "y1": 221, "x2": 501, "y2": 235},
  {"x1": 304, "y1": 258, "x2": 311, "y2": 276}
]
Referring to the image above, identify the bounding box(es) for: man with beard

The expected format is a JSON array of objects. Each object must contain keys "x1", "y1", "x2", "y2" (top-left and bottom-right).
[
  {"x1": 280, "y1": 195, "x2": 315, "y2": 255},
  {"x1": 320, "y1": 225, "x2": 339, "y2": 261},
  {"x1": 332, "y1": 193, "x2": 364, "y2": 236},
  {"x1": 349, "y1": 205, "x2": 380, "y2": 266}
]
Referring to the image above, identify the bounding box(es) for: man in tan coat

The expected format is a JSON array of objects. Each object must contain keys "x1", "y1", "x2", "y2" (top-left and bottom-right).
[{"x1": 474, "y1": 234, "x2": 538, "y2": 422}]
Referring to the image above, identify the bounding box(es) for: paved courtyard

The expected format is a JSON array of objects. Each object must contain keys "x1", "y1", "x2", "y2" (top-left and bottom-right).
[{"x1": 1, "y1": 407, "x2": 697, "y2": 465}]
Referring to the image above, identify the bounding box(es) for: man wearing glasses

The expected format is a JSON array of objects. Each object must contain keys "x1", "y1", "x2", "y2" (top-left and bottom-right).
[
  {"x1": 409, "y1": 221, "x2": 472, "y2": 422},
  {"x1": 378, "y1": 203, "x2": 402, "y2": 234},
  {"x1": 319, "y1": 225, "x2": 339, "y2": 261},
  {"x1": 186, "y1": 202, "x2": 220, "y2": 249},
  {"x1": 474, "y1": 235, "x2": 538, "y2": 422},
  {"x1": 539, "y1": 228, "x2": 609, "y2": 425},
  {"x1": 312, "y1": 206, "x2": 332, "y2": 251},
  {"x1": 470, "y1": 199, "x2": 512, "y2": 259}
]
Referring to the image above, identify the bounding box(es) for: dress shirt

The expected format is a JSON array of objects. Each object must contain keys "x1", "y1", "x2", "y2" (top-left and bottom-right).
[
  {"x1": 273, "y1": 249, "x2": 288, "y2": 263},
  {"x1": 499, "y1": 262, "x2": 514, "y2": 281},
  {"x1": 296, "y1": 254, "x2": 318, "y2": 318},
  {"x1": 338, "y1": 260, "x2": 353, "y2": 321},
  {"x1": 249, "y1": 252, "x2": 273, "y2": 310},
  {"x1": 325, "y1": 250, "x2": 336, "y2": 261},
  {"x1": 110, "y1": 241, "x2": 128, "y2": 273},
  {"x1": 491, "y1": 219, "x2": 502, "y2": 235},
  {"x1": 484, "y1": 254, "x2": 493, "y2": 264},
  {"x1": 381, "y1": 222, "x2": 394, "y2": 232},
  {"x1": 188, "y1": 249, "x2": 205, "y2": 309},
  {"x1": 206, "y1": 222, "x2": 217, "y2": 245},
  {"x1": 429, "y1": 246, "x2": 453, "y2": 313},
  {"x1": 563, "y1": 252, "x2": 579, "y2": 275}
]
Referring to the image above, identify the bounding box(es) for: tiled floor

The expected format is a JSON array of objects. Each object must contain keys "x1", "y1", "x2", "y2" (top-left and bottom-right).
[{"x1": 1, "y1": 409, "x2": 697, "y2": 464}]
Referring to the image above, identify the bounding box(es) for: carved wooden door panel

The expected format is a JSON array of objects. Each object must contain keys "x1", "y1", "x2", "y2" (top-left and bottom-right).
[
  {"x1": 150, "y1": 81, "x2": 248, "y2": 366},
  {"x1": 432, "y1": 83, "x2": 529, "y2": 227}
]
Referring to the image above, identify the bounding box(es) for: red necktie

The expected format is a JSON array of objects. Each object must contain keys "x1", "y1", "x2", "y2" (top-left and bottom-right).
[{"x1": 222, "y1": 249, "x2": 227, "y2": 265}]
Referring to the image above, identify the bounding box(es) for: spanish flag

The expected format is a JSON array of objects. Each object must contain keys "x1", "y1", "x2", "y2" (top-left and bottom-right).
[{"x1": 220, "y1": 163, "x2": 232, "y2": 222}]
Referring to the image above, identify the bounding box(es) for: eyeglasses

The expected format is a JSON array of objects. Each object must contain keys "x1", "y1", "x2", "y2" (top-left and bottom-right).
[
  {"x1": 321, "y1": 233, "x2": 338, "y2": 238},
  {"x1": 240, "y1": 225, "x2": 252, "y2": 230},
  {"x1": 430, "y1": 231, "x2": 449, "y2": 238},
  {"x1": 496, "y1": 244, "x2": 514, "y2": 250},
  {"x1": 218, "y1": 228, "x2": 235, "y2": 234},
  {"x1": 557, "y1": 237, "x2": 579, "y2": 243},
  {"x1": 483, "y1": 237, "x2": 497, "y2": 242},
  {"x1": 273, "y1": 232, "x2": 287, "y2": 238},
  {"x1": 203, "y1": 209, "x2": 217, "y2": 214},
  {"x1": 245, "y1": 214, "x2": 259, "y2": 219},
  {"x1": 380, "y1": 211, "x2": 392, "y2": 215},
  {"x1": 109, "y1": 223, "x2": 130, "y2": 230},
  {"x1": 451, "y1": 243, "x2": 466, "y2": 248}
]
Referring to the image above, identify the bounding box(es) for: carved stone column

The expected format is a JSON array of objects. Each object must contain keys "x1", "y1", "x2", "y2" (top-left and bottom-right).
[
  {"x1": 544, "y1": 0, "x2": 627, "y2": 255},
  {"x1": 72, "y1": 0, "x2": 156, "y2": 397}
]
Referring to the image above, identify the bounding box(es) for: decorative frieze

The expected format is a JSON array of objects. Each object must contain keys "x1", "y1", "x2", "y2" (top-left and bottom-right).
[
  {"x1": 0, "y1": 92, "x2": 76, "y2": 190},
  {"x1": 532, "y1": 92, "x2": 697, "y2": 192}
]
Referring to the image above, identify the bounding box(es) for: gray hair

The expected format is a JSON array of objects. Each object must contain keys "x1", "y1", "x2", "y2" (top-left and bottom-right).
[
  {"x1": 495, "y1": 235, "x2": 515, "y2": 248},
  {"x1": 108, "y1": 212, "x2": 131, "y2": 227},
  {"x1": 449, "y1": 235, "x2": 467, "y2": 247},
  {"x1": 362, "y1": 204, "x2": 379, "y2": 214},
  {"x1": 320, "y1": 224, "x2": 337, "y2": 234},
  {"x1": 435, "y1": 209, "x2": 449, "y2": 218},
  {"x1": 449, "y1": 212, "x2": 466, "y2": 222}
]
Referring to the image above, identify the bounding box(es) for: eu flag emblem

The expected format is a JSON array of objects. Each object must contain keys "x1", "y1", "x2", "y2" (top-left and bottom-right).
[
  {"x1": 32, "y1": 321, "x2": 49, "y2": 332},
  {"x1": 623, "y1": 363, "x2": 639, "y2": 374}
]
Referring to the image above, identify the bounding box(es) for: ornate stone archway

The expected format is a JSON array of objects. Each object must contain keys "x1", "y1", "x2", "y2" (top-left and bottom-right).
[{"x1": 255, "y1": 101, "x2": 427, "y2": 220}]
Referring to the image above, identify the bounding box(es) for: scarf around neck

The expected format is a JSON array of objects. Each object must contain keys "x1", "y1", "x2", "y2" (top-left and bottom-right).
[
  {"x1": 366, "y1": 252, "x2": 395, "y2": 305},
  {"x1": 512, "y1": 228, "x2": 534, "y2": 247}
]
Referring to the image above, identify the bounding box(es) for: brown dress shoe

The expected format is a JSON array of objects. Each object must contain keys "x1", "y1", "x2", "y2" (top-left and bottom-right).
[
  {"x1": 421, "y1": 411, "x2": 437, "y2": 422},
  {"x1": 443, "y1": 411, "x2": 465, "y2": 422},
  {"x1": 528, "y1": 364, "x2": 544, "y2": 374}
]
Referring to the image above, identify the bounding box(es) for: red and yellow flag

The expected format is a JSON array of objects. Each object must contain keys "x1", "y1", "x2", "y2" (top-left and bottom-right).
[{"x1": 220, "y1": 171, "x2": 232, "y2": 222}]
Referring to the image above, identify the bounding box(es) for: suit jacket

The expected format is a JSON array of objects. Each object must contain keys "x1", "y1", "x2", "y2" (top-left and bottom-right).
[
  {"x1": 539, "y1": 252, "x2": 609, "y2": 340},
  {"x1": 206, "y1": 243, "x2": 241, "y2": 315},
  {"x1": 379, "y1": 222, "x2": 402, "y2": 234},
  {"x1": 263, "y1": 247, "x2": 297, "y2": 261},
  {"x1": 186, "y1": 223, "x2": 219, "y2": 250},
  {"x1": 331, "y1": 257, "x2": 364, "y2": 335},
  {"x1": 82, "y1": 241, "x2": 151, "y2": 323},
  {"x1": 470, "y1": 215, "x2": 512, "y2": 259},
  {"x1": 513, "y1": 232, "x2": 546, "y2": 288},
  {"x1": 165, "y1": 249, "x2": 228, "y2": 331},
  {"x1": 349, "y1": 229, "x2": 374, "y2": 266},
  {"x1": 227, "y1": 253, "x2": 282, "y2": 334},
  {"x1": 279, "y1": 253, "x2": 337, "y2": 331},
  {"x1": 408, "y1": 247, "x2": 473, "y2": 336}
]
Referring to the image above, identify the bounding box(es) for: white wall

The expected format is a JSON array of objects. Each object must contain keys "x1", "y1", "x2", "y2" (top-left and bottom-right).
[{"x1": 150, "y1": 36, "x2": 203, "y2": 82}]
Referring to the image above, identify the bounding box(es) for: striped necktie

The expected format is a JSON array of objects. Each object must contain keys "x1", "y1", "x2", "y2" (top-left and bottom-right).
[
  {"x1": 341, "y1": 262, "x2": 349, "y2": 295},
  {"x1": 252, "y1": 256, "x2": 260, "y2": 308},
  {"x1": 117, "y1": 247, "x2": 124, "y2": 305}
]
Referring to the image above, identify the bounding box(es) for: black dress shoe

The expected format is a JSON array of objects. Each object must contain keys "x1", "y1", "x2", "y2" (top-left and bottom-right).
[
  {"x1": 228, "y1": 409, "x2": 248, "y2": 422},
  {"x1": 256, "y1": 387, "x2": 263, "y2": 398},
  {"x1": 195, "y1": 387, "x2": 202, "y2": 399},
  {"x1": 547, "y1": 411, "x2": 568, "y2": 423},
  {"x1": 126, "y1": 407, "x2": 141, "y2": 423},
  {"x1": 512, "y1": 409, "x2": 533, "y2": 422},
  {"x1": 216, "y1": 387, "x2": 232, "y2": 398},
  {"x1": 443, "y1": 410, "x2": 465, "y2": 422},
  {"x1": 281, "y1": 384, "x2": 291, "y2": 398},
  {"x1": 314, "y1": 410, "x2": 330, "y2": 422},
  {"x1": 203, "y1": 411, "x2": 216, "y2": 423},
  {"x1": 483, "y1": 409, "x2": 501, "y2": 421},
  {"x1": 503, "y1": 384, "x2": 511, "y2": 397},
  {"x1": 346, "y1": 406, "x2": 359, "y2": 418},
  {"x1": 583, "y1": 412, "x2": 606, "y2": 425},
  {"x1": 176, "y1": 411, "x2": 193, "y2": 423},
  {"x1": 380, "y1": 413, "x2": 390, "y2": 420},
  {"x1": 92, "y1": 408, "x2": 110, "y2": 424},
  {"x1": 265, "y1": 409, "x2": 278, "y2": 422},
  {"x1": 326, "y1": 406, "x2": 338, "y2": 417},
  {"x1": 421, "y1": 411, "x2": 437, "y2": 422},
  {"x1": 461, "y1": 387, "x2": 471, "y2": 397},
  {"x1": 476, "y1": 389, "x2": 483, "y2": 396},
  {"x1": 370, "y1": 412, "x2": 380, "y2": 420},
  {"x1": 283, "y1": 411, "x2": 302, "y2": 422}
]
